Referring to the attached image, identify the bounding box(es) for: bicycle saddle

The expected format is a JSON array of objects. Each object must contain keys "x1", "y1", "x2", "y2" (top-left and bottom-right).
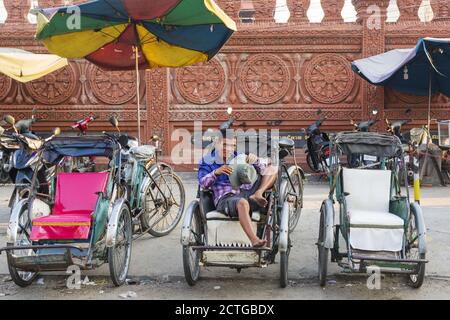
[{"x1": 278, "y1": 138, "x2": 294, "y2": 149}]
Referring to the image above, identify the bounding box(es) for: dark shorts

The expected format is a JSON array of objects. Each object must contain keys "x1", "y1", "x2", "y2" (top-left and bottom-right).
[{"x1": 216, "y1": 177, "x2": 262, "y2": 218}]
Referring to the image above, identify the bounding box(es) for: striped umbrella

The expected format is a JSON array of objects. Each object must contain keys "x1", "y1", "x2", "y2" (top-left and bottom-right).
[{"x1": 34, "y1": 0, "x2": 236, "y2": 141}]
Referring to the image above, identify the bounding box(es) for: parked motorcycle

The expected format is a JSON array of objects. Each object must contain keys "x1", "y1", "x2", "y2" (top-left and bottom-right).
[
  {"x1": 0, "y1": 109, "x2": 40, "y2": 183},
  {"x1": 347, "y1": 109, "x2": 379, "y2": 168},
  {"x1": 3, "y1": 114, "x2": 60, "y2": 208},
  {"x1": 304, "y1": 109, "x2": 330, "y2": 173},
  {"x1": 384, "y1": 116, "x2": 416, "y2": 186},
  {"x1": 0, "y1": 128, "x2": 19, "y2": 183},
  {"x1": 64, "y1": 115, "x2": 98, "y2": 172}
]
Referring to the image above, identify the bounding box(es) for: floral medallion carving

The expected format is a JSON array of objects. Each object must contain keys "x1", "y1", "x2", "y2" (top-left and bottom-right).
[
  {"x1": 88, "y1": 65, "x2": 136, "y2": 105},
  {"x1": 25, "y1": 63, "x2": 77, "y2": 105},
  {"x1": 239, "y1": 54, "x2": 291, "y2": 105},
  {"x1": 304, "y1": 54, "x2": 354, "y2": 104},
  {"x1": 176, "y1": 59, "x2": 225, "y2": 105},
  {"x1": 0, "y1": 74, "x2": 12, "y2": 101}
]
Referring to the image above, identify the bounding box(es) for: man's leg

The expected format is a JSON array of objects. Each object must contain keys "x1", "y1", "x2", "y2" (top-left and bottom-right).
[
  {"x1": 249, "y1": 166, "x2": 277, "y2": 207},
  {"x1": 237, "y1": 198, "x2": 266, "y2": 247}
]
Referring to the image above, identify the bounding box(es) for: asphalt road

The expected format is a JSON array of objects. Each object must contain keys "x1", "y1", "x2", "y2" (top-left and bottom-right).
[{"x1": 0, "y1": 173, "x2": 449, "y2": 300}]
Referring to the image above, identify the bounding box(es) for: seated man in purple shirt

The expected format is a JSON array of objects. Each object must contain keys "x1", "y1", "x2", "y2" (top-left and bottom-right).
[{"x1": 198, "y1": 136, "x2": 277, "y2": 247}]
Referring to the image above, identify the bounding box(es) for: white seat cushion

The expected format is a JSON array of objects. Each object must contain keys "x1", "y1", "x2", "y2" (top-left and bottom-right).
[
  {"x1": 349, "y1": 210, "x2": 404, "y2": 228},
  {"x1": 206, "y1": 210, "x2": 261, "y2": 222},
  {"x1": 343, "y1": 168, "x2": 404, "y2": 252},
  {"x1": 349, "y1": 210, "x2": 404, "y2": 252}
]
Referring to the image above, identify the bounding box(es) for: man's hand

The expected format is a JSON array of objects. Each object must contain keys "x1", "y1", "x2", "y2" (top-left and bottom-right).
[
  {"x1": 214, "y1": 165, "x2": 233, "y2": 176},
  {"x1": 246, "y1": 153, "x2": 258, "y2": 165}
]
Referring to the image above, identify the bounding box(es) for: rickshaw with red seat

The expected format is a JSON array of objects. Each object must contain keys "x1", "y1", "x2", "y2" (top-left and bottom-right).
[{"x1": 0, "y1": 135, "x2": 133, "y2": 287}]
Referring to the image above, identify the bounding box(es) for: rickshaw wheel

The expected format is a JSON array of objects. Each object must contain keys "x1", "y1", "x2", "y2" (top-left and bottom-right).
[
  {"x1": 141, "y1": 170, "x2": 185, "y2": 237},
  {"x1": 108, "y1": 204, "x2": 132, "y2": 287},
  {"x1": 318, "y1": 205, "x2": 329, "y2": 287},
  {"x1": 7, "y1": 203, "x2": 38, "y2": 287},
  {"x1": 406, "y1": 210, "x2": 425, "y2": 288},
  {"x1": 280, "y1": 239, "x2": 290, "y2": 288},
  {"x1": 182, "y1": 206, "x2": 202, "y2": 286},
  {"x1": 408, "y1": 253, "x2": 426, "y2": 288}
]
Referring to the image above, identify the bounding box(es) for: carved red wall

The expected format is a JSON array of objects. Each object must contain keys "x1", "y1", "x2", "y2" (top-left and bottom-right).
[{"x1": 1, "y1": 0, "x2": 450, "y2": 165}]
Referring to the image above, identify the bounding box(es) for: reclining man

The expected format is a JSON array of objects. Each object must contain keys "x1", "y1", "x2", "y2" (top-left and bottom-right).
[{"x1": 198, "y1": 136, "x2": 277, "y2": 247}]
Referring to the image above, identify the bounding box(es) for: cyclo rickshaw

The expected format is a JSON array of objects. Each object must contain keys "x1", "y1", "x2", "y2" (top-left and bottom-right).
[
  {"x1": 317, "y1": 131, "x2": 428, "y2": 288},
  {"x1": 0, "y1": 132, "x2": 184, "y2": 287},
  {"x1": 181, "y1": 131, "x2": 304, "y2": 288}
]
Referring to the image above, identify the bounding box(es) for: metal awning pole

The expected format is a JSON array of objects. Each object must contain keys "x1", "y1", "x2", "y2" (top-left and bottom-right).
[
  {"x1": 134, "y1": 45, "x2": 141, "y2": 144},
  {"x1": 428, "y1": 72, "x2": 432, "y2": 131}
]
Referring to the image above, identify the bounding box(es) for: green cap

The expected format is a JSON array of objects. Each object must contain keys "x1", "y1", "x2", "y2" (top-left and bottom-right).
[{"x1": 228, "y1": 154, "x2": 258, "y2": 189}]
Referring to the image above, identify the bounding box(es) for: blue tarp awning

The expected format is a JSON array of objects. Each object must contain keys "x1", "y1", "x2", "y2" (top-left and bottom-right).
[{"x1": 352, "y1": 38, "x2": 450, "y2": 97}]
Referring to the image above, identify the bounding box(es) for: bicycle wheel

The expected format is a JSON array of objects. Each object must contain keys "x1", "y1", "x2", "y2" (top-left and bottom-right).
[
  {"x1": 141, "y1": 170, "x2": 185, "y2": 237},
  {"x1": 284, "y1": 167, "x2": 303, "y2": 231}
]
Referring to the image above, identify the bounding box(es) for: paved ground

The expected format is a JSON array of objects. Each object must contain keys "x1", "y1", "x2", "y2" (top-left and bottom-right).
[{"x1": 0, "y1": 173, "x2": 449, "y2": 300}]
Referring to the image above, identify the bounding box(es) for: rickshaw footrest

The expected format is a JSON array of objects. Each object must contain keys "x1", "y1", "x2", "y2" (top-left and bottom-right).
[{"x1": 353, "y1": 254, "x2": 428, "y2": 264}]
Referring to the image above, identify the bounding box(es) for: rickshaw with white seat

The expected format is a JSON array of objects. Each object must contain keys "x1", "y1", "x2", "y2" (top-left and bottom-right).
[
  {"x1": 0, "y1": 135, "x2": 133, "y2": 287},
  {"x1": 181, "y1": 132, "x2": 304, "y2": 288},
  {"x1": 317, "y1": 131, "x2": 428, "y2": 288}
]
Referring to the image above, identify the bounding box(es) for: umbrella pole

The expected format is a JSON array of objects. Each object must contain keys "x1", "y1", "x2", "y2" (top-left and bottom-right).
[
  {"x1": 134, "y1": 45, "x2": 141, "y2": 144},
  {"x1": 427, "y1": 74, "x2": 432, "y2": 131}
]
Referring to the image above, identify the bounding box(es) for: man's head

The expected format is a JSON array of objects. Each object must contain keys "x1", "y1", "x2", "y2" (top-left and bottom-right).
[{"x1": 215, "y1": 136, "x2": 236, "y2": 162}]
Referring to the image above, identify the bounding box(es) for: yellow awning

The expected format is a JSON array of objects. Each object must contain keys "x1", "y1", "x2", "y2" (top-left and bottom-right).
[{"x1": 0, "y1": 48, "x2": 68, "y2": 83}]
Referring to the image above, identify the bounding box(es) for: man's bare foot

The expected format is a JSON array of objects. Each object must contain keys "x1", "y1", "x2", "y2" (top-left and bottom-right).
[
  {"x1": 249, "y1": 193, "x2": 268, "y2": 208},
  {"x1": 251, "y1": 238, "x2": 267, "y2": 248}
]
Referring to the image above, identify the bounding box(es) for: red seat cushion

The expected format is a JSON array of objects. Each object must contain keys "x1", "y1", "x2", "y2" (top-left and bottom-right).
[
  {"x1": 53, "y1": 172, "x2": 109, "y2": 215},
  {"x1": 30, "y1": 172, "x2": 109, "y2": 241}
]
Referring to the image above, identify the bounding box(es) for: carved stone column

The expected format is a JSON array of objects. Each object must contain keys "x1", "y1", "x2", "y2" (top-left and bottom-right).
[
  {"x1": 3, "y1": 0, "x2": 31, "y2": 23},
  {"x1": 353, "y1": 0, "x2": 389, "y2": 123},
  {"x1": 321, "y1": 0, "x2": 345, "y2": 23},
  {"x1": 396, "y1": 0, "x2": 420, "y2": 22},
  {"x1": 146, "y1": 69, "x2": 170, "y2": 155},
  {"x1": 216, "y1": 0, "x2": 240, "y2": 21},
  {"x1": 286, "y1": 0, "x2": 310, "y2": 23},
  {"x1": 431, "y1": 0, "x2": 450, "y2": 21},
  {"x1": 253, "y1": 0, "x2": 276, "y2": 23}
]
